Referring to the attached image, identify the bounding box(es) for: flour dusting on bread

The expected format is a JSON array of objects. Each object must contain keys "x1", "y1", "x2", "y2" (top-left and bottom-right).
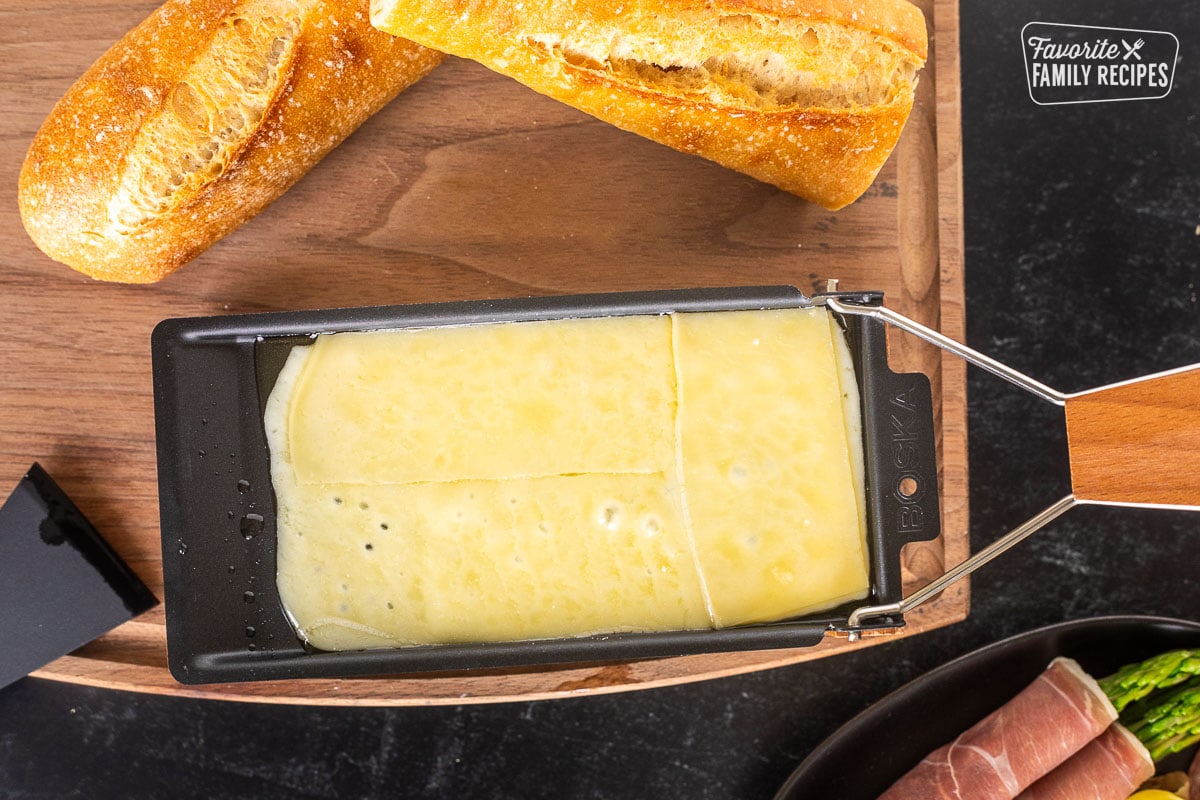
[
  {"x1": 524, "y1": 15, "x2": 921, "y2": 112},
  {"x1": 106, "y1": 0, "x2": 312, "y2": 236},
  {"x1": 371, "y1": 0, "x2": 927, "y2": 209},
  {"x1": 19, "y1": 0, "x2": 443, "y2": 283}
]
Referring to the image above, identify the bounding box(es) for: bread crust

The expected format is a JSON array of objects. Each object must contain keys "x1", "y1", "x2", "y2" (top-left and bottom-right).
[
  {"x1": 371, "y1": 0, "x2": 927, "y2": 209},
  {"x1": 19, "y1": 0, "x2": 444, "y2": 283}
]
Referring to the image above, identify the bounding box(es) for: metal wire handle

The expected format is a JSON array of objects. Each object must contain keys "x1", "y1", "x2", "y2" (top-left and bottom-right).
[
  {"x1": 818, "y1": 296, "x2": 1067, "y2": 406},
  {"x1": 813, "y1": 295, "x2": 1077, "y2": 639},
  {"x1": 810, "y1": 292, "x2": 1200, "y2": 637},
  {"x1": 842, "y1": 495, "x2": 1078, "y2": 638}
]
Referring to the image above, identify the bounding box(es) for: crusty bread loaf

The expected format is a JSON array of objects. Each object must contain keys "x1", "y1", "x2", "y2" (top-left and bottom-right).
[
  {"x1": 370, "y1": 0, "x2": 926, "y2": 210},
  {"x1": 19, "y1": 0, "x2": 443, "y2": 283}
]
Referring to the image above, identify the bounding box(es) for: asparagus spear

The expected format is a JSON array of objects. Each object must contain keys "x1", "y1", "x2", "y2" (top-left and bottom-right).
[
  {"x1": 1099, "y1": 650, "x2": 1200, "y2": 762},
  {"x1": 1101, "y1": 650, "x2": 1200, "y2": 713},
  {"x1": 1124, "y1": 676, "x2": 1200, "y2": 762}
]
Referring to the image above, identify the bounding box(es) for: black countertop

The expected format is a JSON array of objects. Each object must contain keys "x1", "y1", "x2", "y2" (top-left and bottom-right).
[{"x1": 3, "y1": 1, "x2": 1198, "y2": 797}]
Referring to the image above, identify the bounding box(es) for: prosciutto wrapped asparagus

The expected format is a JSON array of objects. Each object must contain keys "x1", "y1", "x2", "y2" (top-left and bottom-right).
[
  {"x1": 879, "y1": 658, "x2": 1118, "y2": 799},
  {"x1": 1015, "y1": 724, "x2": 1155, "y2": 800}
]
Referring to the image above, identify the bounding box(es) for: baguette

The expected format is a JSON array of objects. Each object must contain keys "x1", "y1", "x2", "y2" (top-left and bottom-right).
[
  {"x1": 19, "y1": 0, "x2": 443, "y2": 283},
  {"x1": 370, "y1": 0, "x2": 927, "y2": 210}
]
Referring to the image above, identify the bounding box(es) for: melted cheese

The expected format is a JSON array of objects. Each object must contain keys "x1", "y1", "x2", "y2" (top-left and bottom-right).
[
  {"x1": 673, "y1": 309, "x2": 868, "y2": 626},
  {"x1": 266, "y1": 308, "x2": 869, "y2": 650},
  {"x1": 285, "y1": 315, "x2": 676, "y2": 485}
]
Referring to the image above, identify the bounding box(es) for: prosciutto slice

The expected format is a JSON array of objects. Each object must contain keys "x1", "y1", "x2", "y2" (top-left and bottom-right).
[
  {"x1": 879, "y1": 658, "x2": 1118, "y2": 799},
  {"x1": 1014, "y1": 724, "x2": 1154, "y2": 800}
]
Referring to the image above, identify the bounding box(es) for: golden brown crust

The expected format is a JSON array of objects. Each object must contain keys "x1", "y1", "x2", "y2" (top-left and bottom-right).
[
  {"x1": 733, "y1": 0, "x2": 928, "y2": 56},
  {"x1": 371, "y1": 0, "x2": 926, "y2": 209},
  {"x1": 19, "y1": 0, "x2": 443, "y2": 283}
]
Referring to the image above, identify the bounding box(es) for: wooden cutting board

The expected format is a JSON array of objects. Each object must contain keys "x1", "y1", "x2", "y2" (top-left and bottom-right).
[{"x1": 0, "y1": 0, "x2": 966, "y2": 705}]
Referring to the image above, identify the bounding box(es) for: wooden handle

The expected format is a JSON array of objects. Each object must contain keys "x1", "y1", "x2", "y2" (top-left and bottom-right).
[{"x1": 1065, "y1": 365, "x2": 1200, "y2": 507}]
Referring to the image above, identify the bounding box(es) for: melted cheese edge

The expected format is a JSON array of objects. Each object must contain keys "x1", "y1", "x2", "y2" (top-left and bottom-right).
[{"x1": 266, "y1": 308, "x2": 869, "y2": 649}]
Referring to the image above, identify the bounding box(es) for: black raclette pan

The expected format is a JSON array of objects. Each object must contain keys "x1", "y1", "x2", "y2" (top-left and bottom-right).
[{"x1": 152, "y1": 286, "x2": 940, "y2": 684}]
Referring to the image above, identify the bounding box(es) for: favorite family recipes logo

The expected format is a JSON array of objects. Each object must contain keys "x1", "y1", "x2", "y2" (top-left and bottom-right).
[{"x1": 1022, "y1": 22, "x2": 1179, "y2": 105}]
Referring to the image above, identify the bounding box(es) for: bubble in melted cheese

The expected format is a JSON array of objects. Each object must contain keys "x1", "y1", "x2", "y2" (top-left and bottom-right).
[{"x1": 266, "y1": 308, "x2": 868, "y2": 650}]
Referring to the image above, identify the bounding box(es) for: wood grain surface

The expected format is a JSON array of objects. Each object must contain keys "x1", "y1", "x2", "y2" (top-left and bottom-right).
[
  {"x1": 1067, "y1": 365, "x2": 1200, "y2": 509},
  {"x1": 0, "y1": 0, "x2": 967, "y2": 704}
]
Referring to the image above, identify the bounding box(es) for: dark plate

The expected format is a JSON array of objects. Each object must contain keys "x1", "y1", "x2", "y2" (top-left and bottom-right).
[{"x1": 776, "y1": 615, "x2": 1200, "y2": 799}]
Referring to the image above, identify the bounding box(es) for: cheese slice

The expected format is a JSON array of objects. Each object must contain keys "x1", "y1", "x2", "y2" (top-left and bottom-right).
[
  {"x1": 272, "y1": 473, "x2": 708, "y2": 647},
  {"x1": 673, "y1": 309, "x2": 868, "y2": 626},
  {"x1": 284, "y1": 315, "x2": 676, "y2": 485},
  {"x1": 266, "y1": 307, "x2": 869, "y2": 650}
]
